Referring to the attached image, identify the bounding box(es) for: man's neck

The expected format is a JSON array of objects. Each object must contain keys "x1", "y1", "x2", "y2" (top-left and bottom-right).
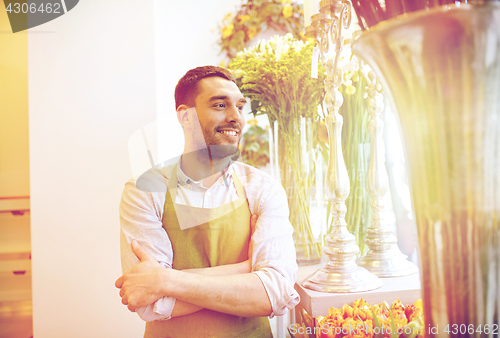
[{"x1": 180, "y1": 149, "x2": 231, "y2": 188}]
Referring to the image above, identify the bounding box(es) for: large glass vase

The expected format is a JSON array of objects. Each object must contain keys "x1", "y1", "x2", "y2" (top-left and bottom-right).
[
  {"x1": 269, "y1": 117, "x2": 327, "y2": 265},
  {"x1": 353, "y1": 3, "x2": 500, "y2": 336}
]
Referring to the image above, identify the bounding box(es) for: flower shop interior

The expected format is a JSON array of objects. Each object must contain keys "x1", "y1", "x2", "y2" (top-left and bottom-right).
[{"x1": 0, "y1": 0, "x2": 498, "y2": 337}]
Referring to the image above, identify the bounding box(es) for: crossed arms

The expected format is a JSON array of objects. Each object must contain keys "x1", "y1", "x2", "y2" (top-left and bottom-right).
[
  {"x1": 115, "y1": 168, "x2": 299, "y2": 321},
  {"x1": 115, "y1": 215, "x2": 273, "y2": 318}
]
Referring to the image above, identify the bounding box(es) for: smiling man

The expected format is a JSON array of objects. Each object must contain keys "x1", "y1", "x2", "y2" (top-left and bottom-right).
[{"x1": 115, "y1": 66, "x2": 299, "y2": 338}]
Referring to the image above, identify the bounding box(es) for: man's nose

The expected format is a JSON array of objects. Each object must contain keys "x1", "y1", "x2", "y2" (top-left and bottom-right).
[{"x1": 225, "y1": 105, "x2": 240, "y2": 122}]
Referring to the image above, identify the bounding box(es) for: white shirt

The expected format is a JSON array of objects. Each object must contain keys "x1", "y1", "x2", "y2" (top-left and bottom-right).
[{"x1": 119, "y1": 160, "x2": 300, "y2": 321}]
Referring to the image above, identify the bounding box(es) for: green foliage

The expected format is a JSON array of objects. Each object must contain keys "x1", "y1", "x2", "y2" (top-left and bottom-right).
[{"x1": 241, "y1": 124, "x2": 270, "y2": 167}]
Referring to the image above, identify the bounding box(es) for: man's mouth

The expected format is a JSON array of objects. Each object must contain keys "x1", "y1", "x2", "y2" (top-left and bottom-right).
[{"x1": 217, "y1": 129, "x2": 238, "y2": 137}]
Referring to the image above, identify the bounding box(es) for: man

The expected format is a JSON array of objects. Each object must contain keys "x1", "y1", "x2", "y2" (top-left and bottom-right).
[{"x1": 115, "y1": 66, "x2": 299, "y2": 337}]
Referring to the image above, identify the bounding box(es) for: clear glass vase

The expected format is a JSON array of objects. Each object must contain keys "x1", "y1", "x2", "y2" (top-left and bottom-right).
[
  {"x1": 353, "y1": 3, "x2": 500, "y2": 335},
  {"x1": 269, "y1": 117, "x2": 327, "y2": 265}
]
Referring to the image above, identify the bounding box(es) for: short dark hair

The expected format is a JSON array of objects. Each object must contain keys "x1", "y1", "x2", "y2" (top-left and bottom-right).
[{"x1": 174, "y1": 66, "x2": 236, "y2": 110}]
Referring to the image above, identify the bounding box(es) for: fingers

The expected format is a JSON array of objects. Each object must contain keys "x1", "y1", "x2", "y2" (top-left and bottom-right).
[
  {"x1": 131, "y1": 240, "x2": 158, "y2": 264},
  {"x1": 119, "y1": 288, "x2": 136, "y2": 312},
  {"x1": 131, "y1": 240, "x2": 146, "y2": 261},
  {"x1": 115, "y1": 276, "x2": 123, "y2": 288},
  {"x1": 120, "y1": 292, "x2": 136, "y2": 312}
]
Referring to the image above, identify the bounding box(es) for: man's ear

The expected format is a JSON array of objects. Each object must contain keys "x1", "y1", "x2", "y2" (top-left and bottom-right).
[{"x1": 177, "y1": 105, "x2": 192, "y2": 128}]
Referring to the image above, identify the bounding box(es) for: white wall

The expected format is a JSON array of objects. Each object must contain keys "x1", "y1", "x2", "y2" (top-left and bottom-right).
[
  {"x1": 29, "y1": 0, "x2": 242, "y2": 337},
  {"x1": 29, "y1": 1, "x2": 156, "y2": 337},
  {"x1": 154, "y1": 0, "x2": 240, "y2": 163}
]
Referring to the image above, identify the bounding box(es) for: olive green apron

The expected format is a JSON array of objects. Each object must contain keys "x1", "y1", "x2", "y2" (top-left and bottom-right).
[{"x1": 144, "y1": 164, "x2": 272, "y2": 338}]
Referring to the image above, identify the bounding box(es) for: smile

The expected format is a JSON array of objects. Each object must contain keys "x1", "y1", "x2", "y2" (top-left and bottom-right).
[{"x1": 217, "y1": 130, "x2": 238, "y2": 136}]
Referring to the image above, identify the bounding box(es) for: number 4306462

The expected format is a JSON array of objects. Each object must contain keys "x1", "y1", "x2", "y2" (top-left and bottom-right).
[
  {"x1": 5, "y1": 2, "x2": 61, "y2": 14},
  {"x1": 444, "y1": 324, "x2": 498, "y2": 335}
]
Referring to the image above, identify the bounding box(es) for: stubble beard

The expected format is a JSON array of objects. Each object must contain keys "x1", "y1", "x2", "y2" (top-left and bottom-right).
[{"x1": 202, "y1": 126, "x2": 241, "y2": 160}]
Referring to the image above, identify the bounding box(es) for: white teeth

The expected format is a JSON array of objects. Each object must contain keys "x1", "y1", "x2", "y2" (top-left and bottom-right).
[{"x1": 220, "y1": 130, "x2": 236, "y2": 136}]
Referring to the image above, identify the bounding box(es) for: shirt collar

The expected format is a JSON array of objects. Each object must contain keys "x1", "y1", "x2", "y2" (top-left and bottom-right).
[{"x1": 176, "y1": 157, "x2": 235, "y2": 187}]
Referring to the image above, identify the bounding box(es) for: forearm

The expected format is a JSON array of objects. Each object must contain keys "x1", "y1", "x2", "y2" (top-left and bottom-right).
[
  {"x1": 160, "y1": 269, "x2": 272, "y2": 317},
  {"x1": 182, "y1": 259, "x2": 251, "y2": 276},
  {"x1": 170, "y1": 260, "x2": 252, "y2": 318},
  {"x1": 171, "y1": 299, "x2": 203, "y2": 317}
]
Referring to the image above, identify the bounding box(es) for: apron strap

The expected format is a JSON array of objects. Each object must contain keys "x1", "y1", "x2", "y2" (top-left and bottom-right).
[{"x1": 166, "y1": 163, "x2": 179, "y2": 205}]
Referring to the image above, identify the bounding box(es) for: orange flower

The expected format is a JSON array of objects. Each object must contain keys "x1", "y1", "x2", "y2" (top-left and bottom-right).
[
  {"x1": 405, "y1": 300, "x2": 424, "y2": 322},
  {"x1": 318, "y1": 307, "x2": 344, "y2": 328},
  {"x1": 353, "y1": 299, "x2": 370, "y2": 308},
  {"x1": 342, "y1": 317, "x2": 366, "y2": 338},
  {"x1": 342, "y1": 304, "x2": 353, "y2": 318},
  {"x1": 317, "y1": 298, "x2": 424, "y2": 338},
  {"x1": 390, "y1": 299, "x2": 407, "y2": 321},
  {"x1": 317, "y1": 311, "x2": 343, "y2": 338}
]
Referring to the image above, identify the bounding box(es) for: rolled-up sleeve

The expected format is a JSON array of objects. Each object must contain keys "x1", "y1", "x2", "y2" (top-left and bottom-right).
[
  {"x1": 119, "y1": 175, "x2": 176, "y2": 321},
  {"x1": 249, "y1": 179, "x2": 300, "y2": 317}
]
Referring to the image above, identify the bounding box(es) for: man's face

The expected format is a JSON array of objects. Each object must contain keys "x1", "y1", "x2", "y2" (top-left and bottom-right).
[{"x1": 191, "y1": 76, "x2": 246, "y2": 158}]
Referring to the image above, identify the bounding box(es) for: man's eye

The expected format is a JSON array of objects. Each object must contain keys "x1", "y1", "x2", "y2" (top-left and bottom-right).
[
  {"x1": 214, "y1": 103, "x2": 226, "y2": 108},
  {"x1": 237, "y1": 106, "x2": 244, "y2": 111}
]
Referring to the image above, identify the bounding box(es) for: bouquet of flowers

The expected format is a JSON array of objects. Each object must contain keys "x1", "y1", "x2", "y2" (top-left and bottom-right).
[
  {"x1": 315, "y1": 298, "x2": 424, "y2": 338},
  {"x1": 229, "y1": 34, "x2": 328, "y2": 262},
  {"x1": 218, "y1": 0, "x2": 304, "y2": 58},
  {"x1": 291, "y1": 298, "x2": 424, "y2": 338},
  {"x1": 230, "y1": 33, "x2": 325, "y2": 122}
]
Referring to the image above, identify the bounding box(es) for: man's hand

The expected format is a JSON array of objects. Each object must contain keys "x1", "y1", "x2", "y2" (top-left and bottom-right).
[{"x1": 115, "y1": 240, "x2": 167, "y2": 312}]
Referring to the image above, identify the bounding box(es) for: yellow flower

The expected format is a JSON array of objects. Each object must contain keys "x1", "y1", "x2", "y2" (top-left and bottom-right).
[
  {"x1": 247, "y1": 27, "x2": 257, "y2": 40},
  {"x1": 238, "y1": 15, "x2": 251, "y2": 23},
  {"x1": 281, "y1": 0, "x2": 291, "y2": 3},
  {"x1": 223, "y1": 13, "x2": 232, "y2": 22},
  {"x1": 346, "y1": 85, "x2": 356, "y2": 95},
  {"x1": 222, "y1": 23, "x2": 234, "y2": 39},
  {"x1": 247, "y1": 119, "x2": 258, "y2": 127},
  {"x1": 282, "y1": 5, "x2": 293, "y2": 19}
]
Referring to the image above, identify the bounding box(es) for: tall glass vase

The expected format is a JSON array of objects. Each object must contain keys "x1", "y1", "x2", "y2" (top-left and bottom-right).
[
  {"x1": 353, "y1": 3, "x2": 500, "y2": 336},
  {"x1": 269, "y1": 117, "x2": 327, "y2": 265}
]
